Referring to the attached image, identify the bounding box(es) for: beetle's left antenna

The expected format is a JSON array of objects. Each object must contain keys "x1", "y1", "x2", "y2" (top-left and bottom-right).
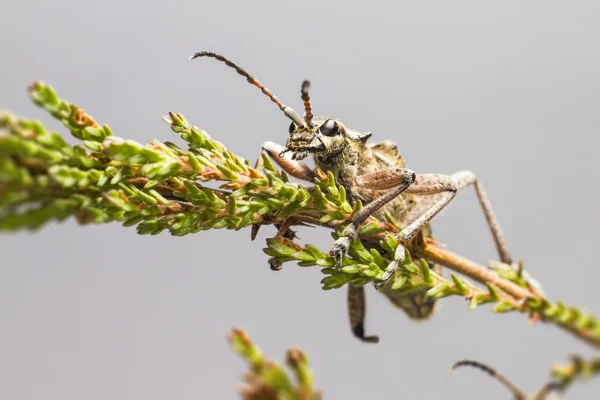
[{"x1": 189, "y1": 51, "x2": 305, "y2": 128}]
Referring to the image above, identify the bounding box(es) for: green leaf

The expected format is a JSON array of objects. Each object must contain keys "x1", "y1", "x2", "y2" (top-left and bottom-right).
[
  {"x1": 427, "y1": 283, "x2": 450, "y2": 299},
  {"x1": 359, "y1": 221, "x2": 382, "y2": 235},
  {"x1": 370, "y1": 249, "x2": 385, "y2": 269},
  {"x1": 265, "y1": 238, "x2": 296, "y2": 256},
  {"x1": 403, "y1": 262, "x2": 419, "y2": 274},
  {"x1": 420, "y1": 259, "x2": 433, "y2": 284},
  {"x1": 451, "y1": 274, "x2": 469, "y2": 295},
  {"x1": 493, "y1": 301, "x2": 516, "y2": 313},
  {"x1": 82, "y1": 140, "x2": 103, "y2": 152},
  {"x1": 305, "y1": 245, "x2": 326, "y2": 259},
  {"x1": 312, "y1": 185, "x2": 327, "y2": 210},
  {"x1": 320, "y1": 211, "x2": 346, "y2": 223},
  {"x1": 341, "y1": 265, "x2": 359, "y2": 274},
  {"x1": 348, "y1": 239, "x2": 374, "y2": 263},
  {"x1": 381, "y1": 235, "x2": 398, "y2": 253},
  {"x1": 486, "y1": 284, "x2": 499, "y2": 301},
  {"x1": 290, "y1": 251, "x2": 316, "y2": 262},
  {"x1": 391, "y1": 276, "x2": 408, "y2": 290}
]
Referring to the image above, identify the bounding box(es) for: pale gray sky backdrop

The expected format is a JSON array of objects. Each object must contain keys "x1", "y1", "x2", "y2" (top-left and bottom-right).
[{"x1": 2, "y1": 1, "x2": 600, "y2": 399}]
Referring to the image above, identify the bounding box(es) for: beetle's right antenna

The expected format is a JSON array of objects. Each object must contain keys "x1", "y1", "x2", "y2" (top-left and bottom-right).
[
  {"x1": 451, "y1": 360, "x2": 527, "y2": 400},
  {"x1": 300, "y1": 80, "x2": 314, "y2": 128},
  {"x1": 189, "y1": 51, "x2": 305, "y2": 128}
]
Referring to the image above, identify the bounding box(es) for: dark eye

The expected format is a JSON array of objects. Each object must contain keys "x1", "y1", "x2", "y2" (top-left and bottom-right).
[
  {"x1": 288, "y1": 122, "x2": 296, "y2": 134},
  {"x1": 319, "y1": 120, "x2": 339, "y2": 137}
]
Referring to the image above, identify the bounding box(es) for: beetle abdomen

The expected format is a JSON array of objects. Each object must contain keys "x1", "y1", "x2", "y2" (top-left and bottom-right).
[{"x1": 380, "y1": 284, "x2": 437, "y2": 320}]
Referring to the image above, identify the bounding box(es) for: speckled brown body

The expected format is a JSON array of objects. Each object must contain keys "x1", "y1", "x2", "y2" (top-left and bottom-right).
[
  {"x1": 315, "y1": 134, "x2": 439, "y2": 319},
  {"x1": 316, "y1": 139, "x2": 414, "y2": 221}
]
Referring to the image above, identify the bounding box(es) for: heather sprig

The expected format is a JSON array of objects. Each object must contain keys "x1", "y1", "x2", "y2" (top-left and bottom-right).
[
  {"x1": 228, "y1": 327, "x2": 321, "y2": 400},
  {"x1": 2, "y1": 82, "x2": 600, "y2": 365}
]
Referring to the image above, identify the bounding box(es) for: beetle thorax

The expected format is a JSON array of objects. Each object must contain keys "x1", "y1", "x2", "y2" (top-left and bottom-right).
[{"x1": 314, "y1": 139, "x2": 363, "y2": 190}]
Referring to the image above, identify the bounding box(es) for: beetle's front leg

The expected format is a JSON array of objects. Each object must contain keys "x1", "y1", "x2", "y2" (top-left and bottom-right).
[
  {"x1": 252, "y1": 141, "x2": 314, "y2": 239},
  {"x1": 252, "y1": 141, "x2": 314, "y2": 241},
  {"x1": 265, "y1": 217, "x2": 299, "y2": 271},
  {"x1": 252, "y1": 142, "x2": 315, "y2": 268},
  {"x1": 329, "y1": 168, "x2": 416, "y2": 269},
  {"x1": 255, "y1": 141, "x2": 315, "y2": 181}
]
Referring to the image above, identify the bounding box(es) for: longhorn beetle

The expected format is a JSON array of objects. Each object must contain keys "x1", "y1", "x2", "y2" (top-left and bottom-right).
[{"x1": 190, "y1": 51, "x2": 512, "y2": 343}]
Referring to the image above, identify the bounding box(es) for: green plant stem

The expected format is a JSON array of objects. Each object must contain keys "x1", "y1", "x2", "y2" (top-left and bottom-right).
[
  {"x1": 420, "y1": 240, "x2": 600, "y2": 349},
  {"x1": 3, "y1": 81, "x2": 600, "y2": 353}
]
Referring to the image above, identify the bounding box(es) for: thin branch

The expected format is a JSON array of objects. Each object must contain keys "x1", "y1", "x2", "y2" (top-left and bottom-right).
[
  {"x1": 419, "y1": 241, "x2": 600, "y2": 349},
  {"x1": 418, "y1": 239, "x2": 532, "y2": 300},
  {"x1": 3, "y1": 82, "x2": 600, "y2": 394}
]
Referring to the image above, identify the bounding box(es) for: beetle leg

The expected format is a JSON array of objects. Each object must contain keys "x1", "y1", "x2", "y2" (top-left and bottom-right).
[
  {"x1": 329, "y1": 168, "x2": 416, "y2": 269},
  {"x1": 376, "y1": 171, "x2": 510, "y2": 289},
  {"x1": 347, "y1": 285, "x2": 379, "y2": 343}
]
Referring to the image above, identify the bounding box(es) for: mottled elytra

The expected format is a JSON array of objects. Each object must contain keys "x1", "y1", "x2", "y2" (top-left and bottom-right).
[{"x1": 190, "y1": 51, "x2": 512, "y2": 343}]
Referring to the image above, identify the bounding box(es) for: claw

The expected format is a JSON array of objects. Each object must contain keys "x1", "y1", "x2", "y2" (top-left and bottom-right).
[
  {"x1": 374, "y1": 264, "x2": 396, "y2": 290},
  {"x1": 330, "y1": 236, "x2": 351, "y2": 269},
  {"x1": 374, "y1": 244, "x2": 405, "y2": 290}
]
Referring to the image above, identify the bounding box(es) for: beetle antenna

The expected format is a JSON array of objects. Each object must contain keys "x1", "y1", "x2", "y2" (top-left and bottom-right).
[
  {"x1": 301, "y1": 80, "x2": 314, "y2": 127},
  {"x1": 189, "y1": 51, "x2": 305, "y2": 127},
  {"x1": 451, "y1": 360, "x2": 527, "y2": 399}
]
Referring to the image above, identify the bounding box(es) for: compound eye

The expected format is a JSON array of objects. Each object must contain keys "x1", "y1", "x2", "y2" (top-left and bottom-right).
[
  {"x1": 288, "y1": 122, "x2": 296, "y2": 134},
  {"x1": 319, "y1": 120, "x2": 339, "y2": 137}
]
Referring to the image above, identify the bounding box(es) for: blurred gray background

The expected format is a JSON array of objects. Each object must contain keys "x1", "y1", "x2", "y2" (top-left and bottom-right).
[{"x1": 2, "y1": 1, "x2": 600, "y2": 398}]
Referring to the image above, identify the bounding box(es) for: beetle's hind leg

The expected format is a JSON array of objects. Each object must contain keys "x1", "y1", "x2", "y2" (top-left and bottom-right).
[
  {"x1": 399, "y1": 171, "x2": 511, "y2": 263},
  {"x1": 375, "y1": 171, "x2": 511, "y2": 289}
]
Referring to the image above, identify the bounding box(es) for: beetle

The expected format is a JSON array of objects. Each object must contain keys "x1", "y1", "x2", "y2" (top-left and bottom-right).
[{"x1": 190, "y1": 51, "x2": 512, "y2": 343}]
